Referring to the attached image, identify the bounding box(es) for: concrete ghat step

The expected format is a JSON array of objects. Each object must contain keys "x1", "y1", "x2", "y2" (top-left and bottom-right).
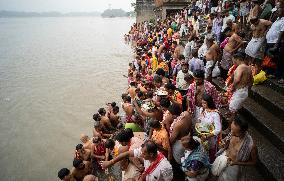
[
  {"x1": 240, "y1": 98, "x2": 284, "y2": 154},
  {"x1": 238, "y1": 115, "x2": 284, "y2": 181},
  {"x1": 265, "y1": 79, "x2": 284, "y2": 96},
  {"x1": 212, "y1": 79, "x2": 284, "y2": 153},
  {"x1": 218, "y1": 113, "x2": 284, "y2": 181},
  {"x1": 250, "y1": 85, "x2": 284, "y2": 121}
]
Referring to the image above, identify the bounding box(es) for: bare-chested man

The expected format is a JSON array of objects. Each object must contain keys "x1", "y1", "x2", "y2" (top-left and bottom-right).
[
  {"x1": 80, "y1": 134, "x2": 92, "y2": 150},
  {"x1": 205, "y1": 36, "x2": 221, "y2": 80},
  {"x1": 58, "y1": 168, "x2": 76, "y2": 181},
  {"x1": 214, "y1": 119, "x2": 257, "y2": 181},
  {"x1": 127, "y1": 82, "x2": 137, "y2": 100},
  {"x1": 108, "y1": 106, "x2": 120, "y2": 128},
  {"x1": 122, "y1": 95, "x2": 135, "y2": 123},
  {"x1": 220, "y1": 31, "x2": 245, "y2": 79},
  {"x1": 245, "y1": 17, "x2": 272, "y2": 59},
  {"x1": 229, "y1": 52, "x2": 253, "y2": 115},
  {"x1": 174, "y1": 41, "x2": 185, "y2": 60},
  {"x1": 169, "y1": 104, "x2": 192, "y2": 164},
  {"x1": 98, "y1": 108, "x2": 116, "y2": 133},
  {"x1": 83, "y1": 175, "x2": 98, "y2": 181},
  {"x1": 75, "y1": 144, "x2": 91, "y2": 161},
  {"x1": 71, "y1": 159, "x2": 92, "y2": 181}
]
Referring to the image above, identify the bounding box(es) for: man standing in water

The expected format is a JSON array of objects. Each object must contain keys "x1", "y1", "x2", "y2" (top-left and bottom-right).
[
  {"x1": 71, "y1": 159, "x2": 92, "y2": 181},
  {"x1": 98, "y1": 108, "x2": 116, "y2": 133},
  {"x1": 58, "y1": 168, "x2": 76, "y2": 181},
  {"x1": 229, "y1": 52, "x2": 253, "y2": 117}
]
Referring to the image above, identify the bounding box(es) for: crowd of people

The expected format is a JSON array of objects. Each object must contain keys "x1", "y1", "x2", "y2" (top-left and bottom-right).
[{"x1": 57, "y1": 0, "x2": 283, "y2": 180}]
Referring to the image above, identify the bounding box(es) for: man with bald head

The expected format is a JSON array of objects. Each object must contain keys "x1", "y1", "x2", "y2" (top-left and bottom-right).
[{"x1": 80, "y1": 134, "x2": 92, "y2": 150}]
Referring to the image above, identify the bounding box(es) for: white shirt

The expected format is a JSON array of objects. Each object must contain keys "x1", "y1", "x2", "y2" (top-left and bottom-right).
[
  {"x1": 198, "y1": 43, "x2": 208, "y2": 59},
  {"x1": 176, "y1": 70, "x2": 191, "y2": 90},
  {"x1": 221, "y1": 15, "x2": 235, "y2": 32},
  {"x1": 199, "y1": 108, "x2": 222, "y2": 136},
  {"x1": 133, "y1": 148, "x2": 173, "y2": 181},
  {"x1": 189, "y1": 57, "x2": 205, "y2": 72},
  {"x1": 266, "y1": 17, "x2": 284, "y2": 44}
]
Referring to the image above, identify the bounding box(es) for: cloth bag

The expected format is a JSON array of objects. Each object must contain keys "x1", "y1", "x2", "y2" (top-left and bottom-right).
[
  {"x1": 253, "y1": 70, "x2": 267, "y2": 85},
  {"x1": 211, "y1": 152, "x2": 228, "y2": 176}
]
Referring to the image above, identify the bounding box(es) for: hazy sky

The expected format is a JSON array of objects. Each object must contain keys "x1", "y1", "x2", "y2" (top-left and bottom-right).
[{"x1": 0, "y1": 0, "x2": 135, "y2": 12}]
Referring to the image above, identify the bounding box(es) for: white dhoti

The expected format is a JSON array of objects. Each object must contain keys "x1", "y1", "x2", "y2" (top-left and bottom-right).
[
  {"x1": 173, "y1": 140, "x2": 185, "y2": 164},
  {"x1": 122, "y1": 163, "x2": 140, "y2": 181},
  {"x1": 245, "y1": 37, "x2": 265, "y2": 59},
  {"x1": 193, "y1": 106, "x2": 203, "y2": 128},
  {"x1": 212, "y1": 152, "x2": 228, "y2": 176},
  {"x1": 229, "y1": 87, "x2": 248, "y2": 112},
  {"x1": 186, "y1": 168, "x2": 209, "y2": 181},
  {"x1": 218, "y1": 165, "x2": 241, "y2": 181}
]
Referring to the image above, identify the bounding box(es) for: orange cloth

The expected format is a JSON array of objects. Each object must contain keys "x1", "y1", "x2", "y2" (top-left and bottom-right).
[
  {"x1": 172, "y1": 90, "x2": 183, "y2": 105},
  {"x1": 152, "y1": 126, "x2": 170, "y2": 151}
]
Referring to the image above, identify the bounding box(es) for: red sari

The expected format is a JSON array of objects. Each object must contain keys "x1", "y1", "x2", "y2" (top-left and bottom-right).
[{"x1": 92, "y1": 142, "x2": 106, "y2": 170}]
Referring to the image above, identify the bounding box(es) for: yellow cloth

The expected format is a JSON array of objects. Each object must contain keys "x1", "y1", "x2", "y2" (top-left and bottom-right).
[
  {"x1": 151, "y1": 56, "x2": 158, "y2": 72},
  {"x1": 167, "y1": 28, "x2": 173, "y2": 37},
  {"x1": 157, "y1": 61, "x2": 169, "y2": 73},
  {"x1": 253, "y1": 70, "x2": 267, "y2": 85}
]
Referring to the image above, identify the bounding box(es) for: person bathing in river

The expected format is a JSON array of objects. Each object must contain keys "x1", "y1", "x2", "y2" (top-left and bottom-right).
[
  {"x1": 80, "y1": 134, "x2": 92, "y2": 150},
  {"x1": 98, "y1": 108, "x2": 116, "y2": 133},
  {"x1": 58, "y1": 168, "x2": 77, "y2": 181},
  {"x1": 91, "y1": 136, "x2": 106, "y2": 177},
  {"x1": 127, "y1": 81, "x2": 137, "y2": 101},
  {"x1": 108, "y1": 106, "x2": 120, "y2": 128},
  {"x1": 75, "y1": 144, "x2": 91, "y2": 161},
  {"x1": 122, "y1": 95, "x2": 143, "y2": 132},
  {"x1": 71, "y1": 159, "x2": 92, "y2": 181}
]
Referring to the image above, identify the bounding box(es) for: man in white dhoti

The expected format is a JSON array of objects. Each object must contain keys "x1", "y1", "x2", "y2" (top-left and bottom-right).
[
  {"x1": 229, "y1": 52, "x2": 253, "y2": 114},
  {"x1": 212, "y1": 118, "x2": 257, "y2": 181},
  {"x1": 245, "y1": 17, "x2": 272, "y2": 59}
]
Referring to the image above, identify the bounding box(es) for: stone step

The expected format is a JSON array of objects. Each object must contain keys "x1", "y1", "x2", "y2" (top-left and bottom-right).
[
  {"x1": 250, "y1": 85, "x2": 284, "y2": 121},
  {"x1": 218, "y1": 110, "x2": 284, "y2": 181},
  {"x1": 212, "y1": 78, "x2": 284, "y2": 180},
  {"x1": 240, "y1": 98, "x2": 284, "y2": 154},
  {"x1": 212, "y1": 79, "x2": 284, "y2": 153},
  {"x1": 265, "y1": 79, "x2": 284, "y2": 96},
  {"x1": 238, "y1": 115, "x2": 284, "y2": 181}
]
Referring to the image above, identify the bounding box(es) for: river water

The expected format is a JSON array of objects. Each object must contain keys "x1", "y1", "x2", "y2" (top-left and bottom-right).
[{"x1": 0, "y1": 17, "x2": 134, "y2": 181}]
